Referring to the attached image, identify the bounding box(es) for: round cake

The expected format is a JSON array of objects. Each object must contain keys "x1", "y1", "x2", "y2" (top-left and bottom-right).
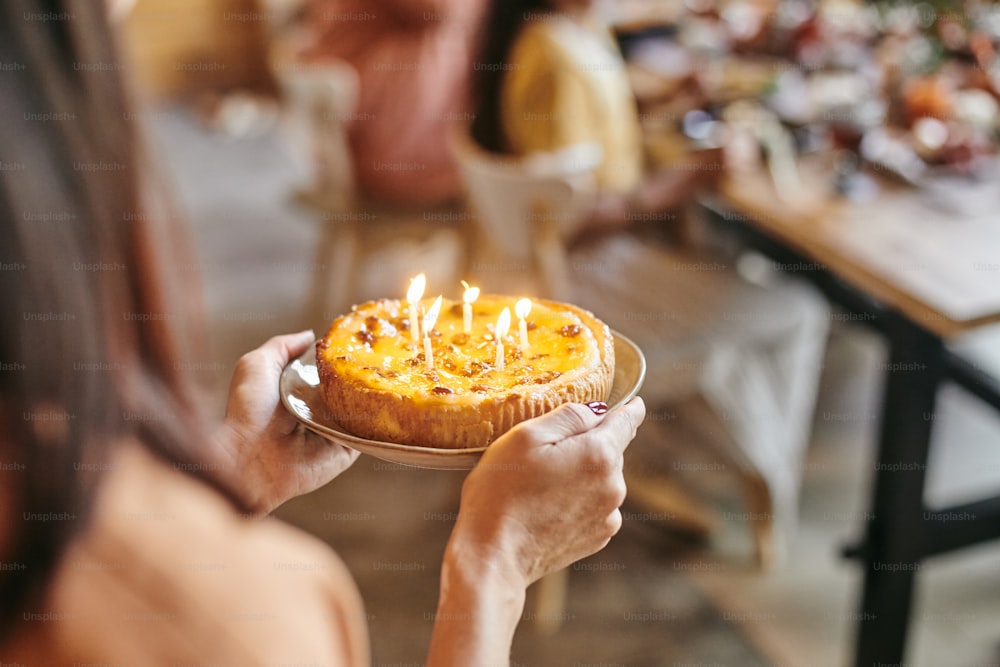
[{"x1": 316, "y1": 295, "x2": 615, "y2": 449}]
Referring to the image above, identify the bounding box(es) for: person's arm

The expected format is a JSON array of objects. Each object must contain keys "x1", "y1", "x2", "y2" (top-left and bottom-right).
[
  {"x1": 564, "y1": 171, "x2": 699, "y2": 247},
  {"x1": 429, "y1": 538, "x2": 526, "y2": 665},
  {"x1": 427, "y1": 398, "x2": 646, "y2": 665},
  {"x1": 212, "y1": 330, "x2": 360, "y2": 515}
]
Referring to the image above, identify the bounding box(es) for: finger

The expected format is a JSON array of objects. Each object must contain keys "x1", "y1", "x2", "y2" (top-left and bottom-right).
[
  {"x1": 257, "y1": 330, "x2": 316, "y2": 370},
  {"x1": 605, "y1": 507, "x2": 623, "y2": 537},
  {"x1": 306, "y1": 435, "x2": 362, "y2": 473},
  {"x1": 339, "y1": 445, "x2": 362, "y2": 466},
  {"x1": 579, "y1": 397, "x2": 646, "y2": 456},
  {"x1": 302, "y1": 427, "x2": 356, "y2": 458},
  {"x1": 515, "y1": 402, "x2": 609, "y2": 446}
]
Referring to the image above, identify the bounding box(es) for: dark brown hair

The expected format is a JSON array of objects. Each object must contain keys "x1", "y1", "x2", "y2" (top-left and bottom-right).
[
  {"x1": 0, "y1": 0, "x2": 218, "y2": 639},
  {"x1": 470, "y1": 0, "x2": 551, "y2": 152}
]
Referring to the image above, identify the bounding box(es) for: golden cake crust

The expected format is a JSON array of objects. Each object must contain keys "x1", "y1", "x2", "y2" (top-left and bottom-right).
[{"x1": 316, "y1": 296, "x2": 614, "y2": 449}]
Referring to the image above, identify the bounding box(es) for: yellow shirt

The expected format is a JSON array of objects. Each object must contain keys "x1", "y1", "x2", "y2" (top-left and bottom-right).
[{"x1": 501, "y1": 16, "x2": 644, "y2": 194}]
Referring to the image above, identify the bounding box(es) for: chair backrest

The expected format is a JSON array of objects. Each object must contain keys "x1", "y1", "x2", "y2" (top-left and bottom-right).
[
  {"x1": 449, "y1": 129, "x2": 601, "y2": 296},
  {"x1": 271, "y1": 46, "x2": 359, "y2": 210}
]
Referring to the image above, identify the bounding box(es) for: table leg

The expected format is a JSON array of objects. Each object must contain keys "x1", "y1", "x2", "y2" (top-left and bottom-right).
[
  {"x1": 301, "y1": 218, "x2": 358, "y2": 331},
  {"x1": 853, "y1": 315, "x2": 944, "y2": 667},
  {"x1": 531, "y1": 567, "x2": 569, "y2": 635}
]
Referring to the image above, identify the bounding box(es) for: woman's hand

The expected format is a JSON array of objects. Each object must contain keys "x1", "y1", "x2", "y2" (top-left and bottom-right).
[
  {"x1": 215, "y1": 330, "x2": 360, "y2": 515},
  {"x1": 428, "y1": 398, "x2": 645, "y2": 666},
  {"x1": 454, "y1": 397, "x2": 645, "y2": 588}
]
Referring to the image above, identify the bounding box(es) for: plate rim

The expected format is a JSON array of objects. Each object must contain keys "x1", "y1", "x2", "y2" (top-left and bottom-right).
[{"x1": 279, "y1": 330, "x2": 646, "y2": 466}]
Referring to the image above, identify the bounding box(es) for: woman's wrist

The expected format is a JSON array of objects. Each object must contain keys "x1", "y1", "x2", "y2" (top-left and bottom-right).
[
  {"x1": 444, "y1": 521, "x2": 529, "y2": 598},
  {"x1": 427, "y1": 526, "x2": 528, "y2": 666},
  {"x1": 209, "y1": 422, "x2": 270, "y2": 515}
]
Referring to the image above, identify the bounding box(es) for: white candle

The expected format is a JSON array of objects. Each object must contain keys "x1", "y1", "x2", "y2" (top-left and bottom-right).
[
  {"x1": 515, "y1": 298, "x2": 532, "y2": 351},
  {"x1": 422, "y1": 295, "x2": 442, "y2": 371},
  {"x1": 461, "y1": 281, "x2": 480, "y2": 334},
  {"x1": 494, "y1": 307, "x2": 511, "y2": 371},
  {"x1": 406, "y1": 273, "x2": 426, "y2": 343}
]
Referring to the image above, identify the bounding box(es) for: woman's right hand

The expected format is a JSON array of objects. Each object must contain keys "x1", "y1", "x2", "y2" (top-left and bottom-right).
[
  {"x1": 451, "y1": 397, "x2": 646, "y2": 589},
  {"x1": 427, "y1": 398, "x2": 645, "y2": 666}
]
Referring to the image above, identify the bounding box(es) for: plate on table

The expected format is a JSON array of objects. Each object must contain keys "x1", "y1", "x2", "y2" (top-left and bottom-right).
[{"x1": 279, "y1": 331, "x2": 647, "y2": 470}]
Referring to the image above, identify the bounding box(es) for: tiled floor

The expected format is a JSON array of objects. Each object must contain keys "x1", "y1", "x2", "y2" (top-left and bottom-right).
[{"x1": 149, "y1": 104, "x2": 1000, "y2": 667}]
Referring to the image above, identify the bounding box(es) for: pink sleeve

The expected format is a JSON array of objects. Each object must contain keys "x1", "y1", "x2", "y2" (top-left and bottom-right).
[{"x1": 299, "y1": 0, "x2": 487, "y2": 205}]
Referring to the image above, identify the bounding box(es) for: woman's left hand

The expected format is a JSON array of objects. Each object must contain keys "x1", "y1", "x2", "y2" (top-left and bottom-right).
[{"x1": 216, "y1": 330, "x2": 360, "y2": 514}]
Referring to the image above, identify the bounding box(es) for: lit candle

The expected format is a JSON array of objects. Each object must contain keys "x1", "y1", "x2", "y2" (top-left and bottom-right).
[
  {"x1": 406, "y1": 273, "x2": 426, "y2": 343},
  {"x1": 494, "y1": 307, "x2": 511, "y2": 371},
  {"x1": 461, "y1": 280, "x2": 480, "y2": 334},
  {"x1": 515, "y1": 298, "x2": 532, "y2": 351},
  {"x1": 423, "y1": 295, "x2": 442, "y2": 371}
]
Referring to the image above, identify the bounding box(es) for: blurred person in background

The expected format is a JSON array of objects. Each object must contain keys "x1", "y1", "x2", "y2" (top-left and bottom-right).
[
  {"x1": 0, "y1": 1, "x2": 644, "y2": 664},
  {"x1": 284, "y1": 0, "x2": 488, "y2": 207},
  {"x1": 471, "y1": 0, "x2": 714, "y2": 242}
]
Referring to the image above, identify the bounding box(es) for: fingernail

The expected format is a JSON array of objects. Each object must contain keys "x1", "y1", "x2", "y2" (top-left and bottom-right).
[{"x1": 586, "y1": 401, "x2": 608, "y2": 415}]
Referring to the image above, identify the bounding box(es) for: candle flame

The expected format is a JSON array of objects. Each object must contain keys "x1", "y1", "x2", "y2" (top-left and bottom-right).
[
  {"x1": 515, "y1": 297, "x2": 532, "y2": 320},
  {"x1": 406, "y1": 273, "x2": 426, "y2": 304},
  {"x1": 423, "y1": 295, "x2": 443, "y2": 333},
  {"x1": 495, "y1": 307, "x2": 511, "y2": 338},
  {"x1": 462, "y1": 280, "x2": 480, "y2": 304}
]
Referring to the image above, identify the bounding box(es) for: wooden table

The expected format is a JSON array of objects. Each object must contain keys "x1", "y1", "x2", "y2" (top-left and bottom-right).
[{"x1": 701, "y1": 159, "x2": 1000, "y2": 667}]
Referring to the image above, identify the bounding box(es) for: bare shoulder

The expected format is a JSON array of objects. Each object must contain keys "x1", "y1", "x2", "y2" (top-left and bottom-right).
[{"x1": 24, "y1": 443, "x2": 370, "y2": 666}]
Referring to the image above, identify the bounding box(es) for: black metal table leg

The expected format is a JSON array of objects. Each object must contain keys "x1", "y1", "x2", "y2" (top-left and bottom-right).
[{"x1": 853, "y1": 313, "x2": 945, "y2": 667}]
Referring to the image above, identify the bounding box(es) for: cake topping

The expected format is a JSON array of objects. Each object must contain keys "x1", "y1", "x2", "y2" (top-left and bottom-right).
[
  {"x1": 319, "y1": 296, "x2": 603, "y2": 403},
  {"x1": 560, "y1": 324, "x2": 582, "y2": 338}
]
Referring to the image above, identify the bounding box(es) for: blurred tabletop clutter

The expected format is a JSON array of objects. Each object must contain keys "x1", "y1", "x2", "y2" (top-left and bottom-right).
[{"x1": 615, "y1": 0, "x2": 1000, "y2": 258}]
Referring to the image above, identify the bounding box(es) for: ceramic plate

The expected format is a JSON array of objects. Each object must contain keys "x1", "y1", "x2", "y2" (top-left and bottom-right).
[{"x1": 280, "y1": 331, "x2": 646, "y2": 470}]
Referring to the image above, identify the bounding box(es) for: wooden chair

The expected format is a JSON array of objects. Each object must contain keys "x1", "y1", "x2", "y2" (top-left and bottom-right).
[
  {"x1": 273, "y1": 50, "x2": 359, "y2": 213},
  {"x1": 447, "y1": 129, "x2": 602, "y2": 299},
  {"x1": 271, "y1": 54, "x2": 363, "y2": 325}
]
